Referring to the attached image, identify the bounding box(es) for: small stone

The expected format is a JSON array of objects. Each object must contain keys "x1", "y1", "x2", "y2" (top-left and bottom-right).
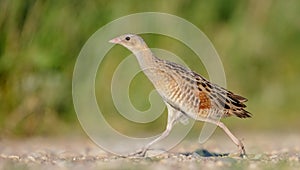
[
  {"x1": 27, "y1": 155, "x2": 36, "y2": 162},
  {"x1": 253, "y1": 154, "x2": 262, "y2": 160},
  {"x1": 8, "y1": 155, "x2": 20, "y2": 160},
  {"x1": 270, "y1": 154, "x2": 278, "y2": 159},
  {"x1": 288, "y1": 156, "x2": 299, "y2": 162}
]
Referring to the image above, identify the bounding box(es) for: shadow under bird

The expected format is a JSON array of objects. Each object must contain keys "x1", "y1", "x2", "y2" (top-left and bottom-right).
[{"x1": 109, "y1": 34, "x2": 251, "y2": 157}]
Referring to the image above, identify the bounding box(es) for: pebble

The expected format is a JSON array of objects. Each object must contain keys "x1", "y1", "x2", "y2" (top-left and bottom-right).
[
  {"x1": 288, "y1": 156, "x2": 299, "y2": 162},
  {"x1": 1, "y1": 136, "x2": 300, "y2": 169},
  {"x1": 8, "y1": 155, "x2": 20, "y2": 160}
]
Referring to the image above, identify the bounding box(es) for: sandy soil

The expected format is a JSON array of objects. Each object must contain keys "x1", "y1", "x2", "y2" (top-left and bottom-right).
[{"x1": 0, "y1": 132, "x2": 299, "y2": 170}]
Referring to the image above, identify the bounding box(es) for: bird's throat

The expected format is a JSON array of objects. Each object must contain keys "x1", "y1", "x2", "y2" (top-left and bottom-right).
[{"x1": 134, "y1": 48, "x2": 158, "y2": 71}]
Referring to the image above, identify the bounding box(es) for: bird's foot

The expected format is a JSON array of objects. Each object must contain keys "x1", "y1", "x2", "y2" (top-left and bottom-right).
[
  {"x1": 239, "y1": 150, "x2": 247, "y2": 158},
  {"x1": 126, "y1": 148, "x2": 148, "y2": 158},
  {"x1": 238, "y1": 142, "x2": 247, "y2": 158}
]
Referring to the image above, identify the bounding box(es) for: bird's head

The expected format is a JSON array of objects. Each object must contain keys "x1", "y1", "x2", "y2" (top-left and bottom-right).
[{"x1": 109, "y1": 34, "x2": 148, "y2": 53}]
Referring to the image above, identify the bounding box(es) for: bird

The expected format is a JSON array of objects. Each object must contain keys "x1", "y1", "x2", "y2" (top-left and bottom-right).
[{"x1": 109, "y1": 33, "x2": 251, "y2": 157}]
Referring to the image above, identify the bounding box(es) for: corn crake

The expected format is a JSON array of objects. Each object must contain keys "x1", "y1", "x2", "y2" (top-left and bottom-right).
[{"x1": 109, "y1": 34, "x2": 251, "y2": 157}]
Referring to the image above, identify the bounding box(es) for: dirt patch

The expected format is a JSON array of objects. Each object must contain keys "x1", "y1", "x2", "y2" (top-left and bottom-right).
[{"x1": 0, "y1": 133, "x2": 299, "y2": 170}]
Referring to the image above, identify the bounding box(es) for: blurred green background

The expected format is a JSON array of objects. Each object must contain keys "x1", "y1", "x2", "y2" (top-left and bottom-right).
[{"x1": 1, "y1": 0, "x2": 299, "y2": 137}]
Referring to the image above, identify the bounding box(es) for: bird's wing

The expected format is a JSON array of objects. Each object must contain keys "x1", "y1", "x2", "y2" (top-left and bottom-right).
[
  {"x1": 162, "y1": 60, "x2": 251, "y2": 119},
  {"x1": 191, "y1": 71, "x2": 251, "y2": 118}
]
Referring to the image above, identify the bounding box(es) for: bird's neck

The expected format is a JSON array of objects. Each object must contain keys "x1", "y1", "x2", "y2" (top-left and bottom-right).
[{"x1": 133, "y1": 48, "x2": 159, "y2": 70}]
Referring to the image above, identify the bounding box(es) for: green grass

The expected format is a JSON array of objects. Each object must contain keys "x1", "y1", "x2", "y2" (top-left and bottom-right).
[{"x1": 1, "y1": 0, "x2": 300, "y2": 136}]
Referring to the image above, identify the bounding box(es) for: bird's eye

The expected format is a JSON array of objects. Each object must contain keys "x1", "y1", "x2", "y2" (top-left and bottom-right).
[{"x1": 125, "y1": 36, "x2": 130, "y2": 41}]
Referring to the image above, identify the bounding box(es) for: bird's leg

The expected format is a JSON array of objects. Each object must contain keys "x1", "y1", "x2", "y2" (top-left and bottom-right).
[
  {"x1": 217, "y1": 122, "x2": 246, "y2": 157},
  {"x1": 138, "y1": 121, "x2": 175, "y2": 157},
  {"x1": 202, "y1": 119, "x2": 246, "y2": 157},
  {"x1": 128, "y1": 104, "x2": 181, "y2": 157},
  {"x1": 127, "y1": 124, "x2": 175, "y2": 157}
]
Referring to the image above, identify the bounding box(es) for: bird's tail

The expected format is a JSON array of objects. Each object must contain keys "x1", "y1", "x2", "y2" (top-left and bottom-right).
[{"x1": 227, "y1": 93, "x2": 252, "y2": 118}]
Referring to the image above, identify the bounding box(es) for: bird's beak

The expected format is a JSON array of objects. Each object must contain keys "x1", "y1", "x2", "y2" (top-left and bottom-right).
[{"x1": 109, "y1": 37, "x2": 122, "y2": 44}]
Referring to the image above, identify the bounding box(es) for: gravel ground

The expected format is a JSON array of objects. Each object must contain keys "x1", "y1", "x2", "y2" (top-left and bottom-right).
[{"x1": 0, "y1": 132, "x2": 299, "y2": 170}]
